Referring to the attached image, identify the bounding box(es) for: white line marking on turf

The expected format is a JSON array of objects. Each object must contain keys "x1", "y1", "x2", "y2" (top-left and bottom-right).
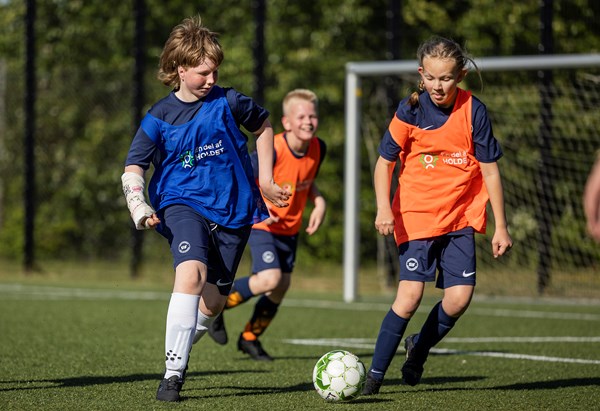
[
  {"x1": 0, "y1": 283, "x2": 168, "y2": 301},
  {"x1": 432, "y1": 348, "x2": 600, "y2": 365},
  {"x1": 283, "y1": 337, "x2": 600, "y2": 365},
  {"x1": 281, "y1": 299, "x2": 600, "y2": 321},
  {"x1": 443, "y1": 336, "x2": 600, "y2": 343},
  {"x1": 469, "y1": 308, "x2": 600, "y2": 321},
  {"x1": 2, "y1": 284, "x2": 599, "y2": 322}
]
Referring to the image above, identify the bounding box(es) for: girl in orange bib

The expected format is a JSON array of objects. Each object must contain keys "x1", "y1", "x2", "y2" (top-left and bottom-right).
[{"x1": 363, "y1": 36, "x2": 513, "y2": 395}]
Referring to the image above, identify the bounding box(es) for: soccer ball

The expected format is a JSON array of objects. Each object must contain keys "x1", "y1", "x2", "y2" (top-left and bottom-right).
[{"x1": 312, "y1": 350, "x2": 366, "y2": 402}]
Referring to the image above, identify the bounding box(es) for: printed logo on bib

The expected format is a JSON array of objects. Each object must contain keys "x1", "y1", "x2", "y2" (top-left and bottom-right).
[
  {"x1": 419, "y1": 154, "x2": 438, "y2": 170},
  {"x1": 180, "y1": 150, "x2": 194, "y2": 168},
  {"x1": 179, "y1": 140, "x2": 226, "y2": 169}
]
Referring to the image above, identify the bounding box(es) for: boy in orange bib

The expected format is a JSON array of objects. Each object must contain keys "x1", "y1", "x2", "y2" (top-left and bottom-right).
[{"x1": 207, "y1": 89, "x2": 327, "y2": 361}]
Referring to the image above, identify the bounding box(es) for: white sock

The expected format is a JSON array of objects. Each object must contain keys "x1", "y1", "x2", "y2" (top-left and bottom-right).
[
  {"x1": 163, "y1": 293, "x2": 200, "y2": 380},
  {"x1": 193, "y1": 309, "x2": 216, "y2": 344}
]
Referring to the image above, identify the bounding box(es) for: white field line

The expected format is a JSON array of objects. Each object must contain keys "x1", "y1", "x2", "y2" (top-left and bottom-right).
[
  {"x1": 3, "y1": 284, "x2": 599, "y2": 365},
  {"x1": 0, "y1": 283, "x2": 168, "y2": 301},
  {"x1": 280, "y1": 298, "x2": 600, "y2": 322},
  {"x1": 1, "y1": 283, "x2": 599, "y2": 321},
  {"x1": 283, "y1": 337, "x2": 600, "y2": 365}
]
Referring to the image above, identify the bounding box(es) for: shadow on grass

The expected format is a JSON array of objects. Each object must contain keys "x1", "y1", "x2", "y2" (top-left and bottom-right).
[
  {"x1": 0, "y1": 369, "x2": 266, "y2": 392},
  {"x1": 383, "y1": 377, "x2": 600, "y2": 394},
  {"x1": 183, "y1": 380, "x2": 397, "y2": 405},
  {"x1": 491, "y1": 377, "x2": 600, "y2": 390}
]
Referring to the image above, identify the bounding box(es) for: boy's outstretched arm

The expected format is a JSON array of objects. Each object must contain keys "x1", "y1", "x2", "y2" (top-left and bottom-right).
[{"x1": 306, "y1": 183, "x2": 326, "y2": 235}]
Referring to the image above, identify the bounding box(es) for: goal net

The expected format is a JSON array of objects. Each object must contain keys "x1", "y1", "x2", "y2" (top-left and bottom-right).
[{"x1": 343, "y1": 54, "x2": 600, "y2": 302}]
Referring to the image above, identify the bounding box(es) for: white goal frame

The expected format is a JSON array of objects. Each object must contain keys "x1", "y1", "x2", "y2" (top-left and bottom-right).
[{"x1": 343, "y1": 53, "x2": 600, "y2": 302}]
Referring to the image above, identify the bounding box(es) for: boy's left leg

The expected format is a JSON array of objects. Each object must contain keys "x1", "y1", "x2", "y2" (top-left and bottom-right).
[
  {"x1": 237, "y1": 273, "x2": 290, "y2": 361},
  {"x1": 208, "y1": 268, "x2": 281, "y2": 344},
  {"x1": 237, "y1": 295, "x2": 279, "y2": 361}
]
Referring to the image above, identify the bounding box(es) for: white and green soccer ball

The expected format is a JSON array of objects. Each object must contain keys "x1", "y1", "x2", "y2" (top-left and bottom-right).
[{"x1": 312, "y1": 350, "x2": 366, "y2": 402}]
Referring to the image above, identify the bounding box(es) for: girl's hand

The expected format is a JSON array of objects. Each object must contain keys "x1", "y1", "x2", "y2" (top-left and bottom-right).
[
  {"x1": 374, "y1": 209, "x2": 395, "y2": 236},
  {"x1": 261, "y1": 179, "x2": 291, "y2": 208},
  {"x1": 491, "y1": 227, "x2": 513, "y2": 258}
]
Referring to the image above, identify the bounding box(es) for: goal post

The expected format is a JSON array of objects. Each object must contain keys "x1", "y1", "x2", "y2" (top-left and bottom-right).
[{"x1": 343, "y1": 53, "x2": 600, "y2": 303}]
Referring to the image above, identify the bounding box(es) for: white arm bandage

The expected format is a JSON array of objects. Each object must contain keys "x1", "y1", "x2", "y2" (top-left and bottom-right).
[{"x1": 121, "y1": 171, "x2": 156, "y2": 230}]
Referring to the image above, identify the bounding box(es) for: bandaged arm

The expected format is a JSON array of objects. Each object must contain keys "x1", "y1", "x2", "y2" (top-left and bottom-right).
[{"x1": 121, "y1": 169, "x2": 156, "y2": 230}]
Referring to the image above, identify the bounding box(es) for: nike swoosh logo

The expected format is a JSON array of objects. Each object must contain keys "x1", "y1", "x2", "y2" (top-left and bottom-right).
[
  {"x1": 216, "y1": 279, "x2": 232, "y2": 286},
  {"x1": 462, "y1": 270, "x2": 476, "y2": 277}
]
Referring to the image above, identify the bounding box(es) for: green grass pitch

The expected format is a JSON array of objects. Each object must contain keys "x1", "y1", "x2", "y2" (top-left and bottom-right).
[{"x1": 0, "y1": 281, "x2": 598, "y2": 410}]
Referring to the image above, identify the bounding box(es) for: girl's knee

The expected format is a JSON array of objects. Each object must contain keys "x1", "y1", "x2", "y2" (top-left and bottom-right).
[
  {"x1": 392, "y1": 296, "x2": 422, "y2": 319},
  {"x1": 441, "y1": 297, "x2": 472, "y2": 317}
]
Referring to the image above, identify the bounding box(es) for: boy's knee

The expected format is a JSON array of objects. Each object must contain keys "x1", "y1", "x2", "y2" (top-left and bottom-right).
[{"x1": 256, "y1": 269, "x2": 283, "y2": 291}]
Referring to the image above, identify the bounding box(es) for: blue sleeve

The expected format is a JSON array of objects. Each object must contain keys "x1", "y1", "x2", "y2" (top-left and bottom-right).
[
  {"x1": 472, "y1": 97, "x2": 503, "y2": 163},
  {"x1": 250, "y1": 150, "x2": 259, "y2": 179},
  {"x1": 225, "y1": 88, "x2": 270, "y2": 133},
  {"x1": 124, "y1": 125, "x2": 158, "y2": 170},
  {"x1": 378, "y1": 130, "x2": 402, "y2": 162},
  {"x1": 377, "y1": 96, "x2": 413, "y2": 162}
]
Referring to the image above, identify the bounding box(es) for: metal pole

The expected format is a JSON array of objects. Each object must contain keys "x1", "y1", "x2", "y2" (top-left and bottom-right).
[{"x1": 343, "y1": 70, "x2": 361, "y2": 302}]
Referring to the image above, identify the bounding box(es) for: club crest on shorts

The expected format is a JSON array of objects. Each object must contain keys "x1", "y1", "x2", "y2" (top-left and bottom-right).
[
  {"x1": 178, "y1": 241, "x2": 191, "y2": 254},
  {"x1": 406, "y1": 258, "x2": 418, "y2": 271},
  {"x1": 262, "y1": 251, "x2": 275, "y2": 264}
]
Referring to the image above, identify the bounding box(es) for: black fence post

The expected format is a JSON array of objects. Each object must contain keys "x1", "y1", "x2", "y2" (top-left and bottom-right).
[
  {"x1": 24, "y1": 0, "x2": 36, "y2": 273},
  {"x1": 130, "y1": 0, "x2": 146, "y2": 278},
  {"x1": 252, "y1": 0, "x2": 266, "y2": 106},
  {"x1": 536, "y1": 0, "x2": 554, "y2": 294}
]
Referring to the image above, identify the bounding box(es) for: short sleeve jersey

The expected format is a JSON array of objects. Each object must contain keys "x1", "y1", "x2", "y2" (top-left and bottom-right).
[
  {"x1": 379, "y1": 89, "x2": 503, "y2": 245},
  {"x1": 124, "y1": 85, "x2": 269, "y2": 228}
]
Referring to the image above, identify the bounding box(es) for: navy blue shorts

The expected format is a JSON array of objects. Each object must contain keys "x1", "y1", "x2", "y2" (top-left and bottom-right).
[
  {"x1": 398, "y1": 231, "x2": 476, "y2": 289},
  {"x1": 158, "y1": 204, "x2": 251, "y2": 295},
  {"x1": 248, "y1": 229, "x2": 298, "y2": 274}
]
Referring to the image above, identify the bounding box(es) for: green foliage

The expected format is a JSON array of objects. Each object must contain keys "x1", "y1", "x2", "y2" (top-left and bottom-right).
[{"x1": 0, "y1": 0, "x2": 598, "y2": 272}]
